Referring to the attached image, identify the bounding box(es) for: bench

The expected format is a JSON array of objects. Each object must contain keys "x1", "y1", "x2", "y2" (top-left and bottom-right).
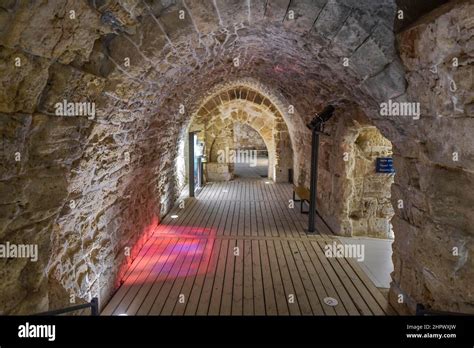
[{"x1": 292, "y1": 185, "x2": 310, "y2": 214}]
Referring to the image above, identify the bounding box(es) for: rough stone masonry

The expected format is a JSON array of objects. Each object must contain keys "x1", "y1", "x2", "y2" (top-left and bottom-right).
[{"x1": 0, "y1": 0, "x2": 472, "y2": 315}]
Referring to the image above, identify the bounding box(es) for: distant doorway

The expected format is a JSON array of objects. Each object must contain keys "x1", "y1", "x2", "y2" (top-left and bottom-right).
[{"x1": 232, "y1": 123, "x2": 269, "y2": 179}]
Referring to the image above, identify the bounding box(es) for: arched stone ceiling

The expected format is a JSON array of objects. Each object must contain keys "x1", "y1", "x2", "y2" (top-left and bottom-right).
[
  {"x1": 1, "y1": 0, "x2": 405, "y2": 126},
  {"x1": 1, "y1": 0, "x2": 407, "y2": 186},
  {"x1": 0, "y1": 0, "x2": 407, "y2": 313}
]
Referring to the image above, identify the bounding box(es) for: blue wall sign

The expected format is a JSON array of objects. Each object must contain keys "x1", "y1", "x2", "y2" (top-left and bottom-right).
[{"x1": 376, "y1": 157, "x2": 395, "y2": 173}]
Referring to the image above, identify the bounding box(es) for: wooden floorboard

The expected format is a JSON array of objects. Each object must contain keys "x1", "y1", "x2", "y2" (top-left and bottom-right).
[
  {"x1": 102, "y1": 179, "x2": 394, "y2": 316},
  {"x1": 242, "y1": 239, "x2": 254, "y2": 315}
]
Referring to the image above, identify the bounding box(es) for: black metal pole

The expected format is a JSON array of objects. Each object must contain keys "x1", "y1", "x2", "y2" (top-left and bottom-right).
[
  {"x1": 188, "y1": 132, "x2": 195, "y2": 197},
  {"x1": 308, "y1": 128, "x2": 319, "y2": 233},
  {"x1": 90, "y1": 297, "x2": 99, "y2": 316},
  {"x1": 306, "y1": 105, "x2": 335, "y2": 233}
]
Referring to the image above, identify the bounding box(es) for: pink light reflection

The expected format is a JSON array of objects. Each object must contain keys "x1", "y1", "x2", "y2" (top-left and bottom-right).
[{"x1": 120, "y1": 224, "x2": 217, "y2": 286}]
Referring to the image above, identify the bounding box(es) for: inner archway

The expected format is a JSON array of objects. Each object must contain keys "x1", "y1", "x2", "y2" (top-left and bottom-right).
[
  {"x1": 184, "y1": 83, "x2": 294, "y2": 184},
  {"x1": 232, "y1": 123, "x2": 269, "y2": 179}
]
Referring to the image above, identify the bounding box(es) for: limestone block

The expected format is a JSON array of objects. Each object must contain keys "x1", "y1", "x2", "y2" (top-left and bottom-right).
[
  {"x1": 0, "y1": 114, "x2": 32, "y2": 179},
  {"x1": 351, "y1": 23, "x2": 397, "y2": 78},
  {"x1": 158, "y1": 1, "x2": 197, "y2": 42},
  {"x1": 26, "y1": 114, "x2": 88, "y2": 167},
  {"x1": 0, "y1": 48, "x2": 50, "y2": 114},
  {"x1": 206, "y1": 162, "x2": 233, "y2": 181},
  {"x1": 284, "y1": 0, "x2": 326, "y2": 33},
  {"x1": 332, "y1": 8, "x2": 376, "y2": 56},
  {"x1": 418, "y1": 117, "x2": 474, "y2": 171},
  {"x1": 214, "y1": 0, "x2": 249, "y2": 26},
  {"x1": 248, "y1": 0, "x2": 266, "y2": 23},
  {"x1": 398, "y1": 1, "x2": 473, "y2": 120},
  {"x1": 137, "y1": 15, "x2": 169, "y2": 60},
  {"x1": 398, "y1": 1, "x2": 473, "y2": 71},
  {"x1": 107, "y1": 33, "x2": 151, "y2": 75},
  {"x1": 418, "y1": 163, "x2": 474, "y2": 233},
  {"x1": 264, "y1": 0, "x2": 291, "y2": 22},
  {"x1": 0, "y1": 7, "x2": 11, "y2": 33},
  {"x1": 368, "y1": 217, "x2": 390, "y2": 238},
  {"x1": 184, "y1": 0, "x2": 220, "y2": 34},
  {"x1": 391, "y1": 215, "x2": 419, "y2": 260},
  {"x1": 39, "y1": 64, "x2": 106, "y2": 115},
  {"x1": 313, "y1": 0, "x2": 350, "y2": 40},
  {"x1": 97, "y1": 0, "x2": 145, "y2": 28},
  {"x1": 362, "y1": 60, "x2": 407, "y2": 102},
  {"x1": 351, "y1": 218, "x2": 368, "y2": 236},
  {"x1": 79, "y1": 38, "x2": 116, "y2": 78},
  {"x1": 1, "y1": 0, "x2": 107, "y2": 64}
]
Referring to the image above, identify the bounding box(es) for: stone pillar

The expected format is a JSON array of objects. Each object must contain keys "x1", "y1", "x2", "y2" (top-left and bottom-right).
[{"x1": 389, "y1": 1, "x2": 474, "y2": 314}]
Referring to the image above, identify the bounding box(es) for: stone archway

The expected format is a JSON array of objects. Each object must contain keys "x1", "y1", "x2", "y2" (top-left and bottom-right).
[
  {"x1": 232, "y1": 122, "x2": 269, "y2": 179},
  {"x1": 348, "y1": 128, "x2": 395, "y2": 239},
  {"x1": 311, "y1": 103, "x2": 394, "y2": 237},
  {"x1": 186, "y1": 83, "x2": 294, "y2": 183}
]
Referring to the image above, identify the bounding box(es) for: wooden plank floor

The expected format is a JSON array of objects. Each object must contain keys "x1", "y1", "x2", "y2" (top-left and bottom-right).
[{"x1": 102, "y1": 179, "x2": 395, "y2": 316}]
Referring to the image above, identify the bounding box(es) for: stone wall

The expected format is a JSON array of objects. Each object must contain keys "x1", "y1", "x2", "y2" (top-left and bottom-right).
[
  {"x1": 0, "y1": 0, "x2": 471, "y2": 315},
  {"x1": 206, "y1": 162, "x2": 233, "y2": 182},
  {"x1": 233, "y1": 123, "x2": 267, "y2": 152},
  {"x1": 188, "y1": 85, "x2": 293, "y2": 182},
  {"x1": 315, "y1": 106, "x2": 394, "y2": 240},
  {"x1": 0, "y1": 0, "x2": 182, "y2": 314},
  {"x1": 204, "y1": 121, "x2": 267, "y2": 182},
  {"x1": 209, "y1": 124, "x2": 234, "y2": 163},
  {"x1": 388, "y1": 0, "x2": 474, "y2": 314},
  {"x1": 349, "y1": 128, "x2": 394, "y2": 239}
]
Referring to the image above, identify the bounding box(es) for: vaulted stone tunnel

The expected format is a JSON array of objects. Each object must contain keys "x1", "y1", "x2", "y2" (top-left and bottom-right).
[{"x1": 0, "y1": 0, "x2": 472, "y2": 315}]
